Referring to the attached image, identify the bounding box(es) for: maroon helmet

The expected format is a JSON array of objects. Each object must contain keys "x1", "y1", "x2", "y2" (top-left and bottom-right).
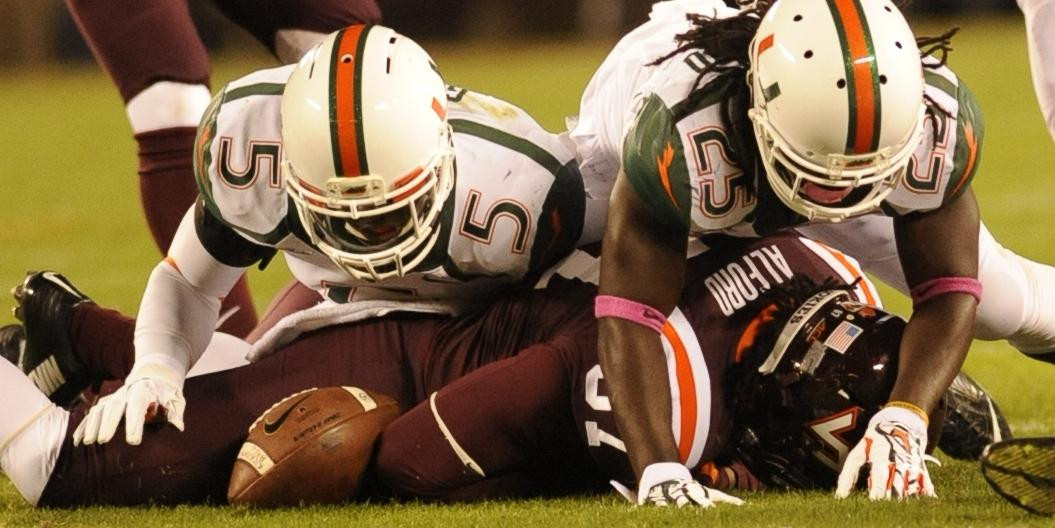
[{"x1": 730, "y1": 288, "x2": 905, "y2": 489}]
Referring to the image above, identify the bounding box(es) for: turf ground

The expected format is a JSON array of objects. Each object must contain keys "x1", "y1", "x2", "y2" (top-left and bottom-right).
[{"x1": 0, "y1": 13, "x2": 1054, "y2": 527}]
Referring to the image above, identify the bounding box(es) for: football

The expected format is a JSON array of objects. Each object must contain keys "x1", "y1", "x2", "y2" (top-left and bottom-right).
[{"x1": 227, "y1": 386, "x2": 400, "y2": 507}]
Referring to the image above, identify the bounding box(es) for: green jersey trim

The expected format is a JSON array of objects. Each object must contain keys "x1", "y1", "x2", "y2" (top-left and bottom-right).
[
  {"x1": 946, "y1": 79, "x2": 984, "y2": 202},
  {"x1": 449, "y1": 119, "x2": 567, "y2": 176},
  {"x1": 194, "y1": 91, "x2": 224, "y2": 220},
  {"x1": 224, "y1": 83, "x2": 285, "y2": 102},
  {"x1": 622, "y1": 94, "x2": 692, "y2": 233},
  {"x1": 923, "y1": 69, "x2": 957, "y2": 101}
]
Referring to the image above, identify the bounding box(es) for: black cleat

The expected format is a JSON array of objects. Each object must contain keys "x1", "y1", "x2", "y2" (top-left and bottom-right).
[
  {"x1": 0, "y1": 324, "x2": 24, "y2": 367},
  {"x1": 939, "y1": 371, "x2": 1013, "y2": 460},
  {"x1": 12, "y1": 271, "x2": 97, "y2": 407}
]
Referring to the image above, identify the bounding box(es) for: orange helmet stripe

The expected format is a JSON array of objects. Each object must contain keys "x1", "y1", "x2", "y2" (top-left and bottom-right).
[
  {"x1": 330, "y1": 25, "x2": 371, "y2": 176},
  {"x1": 828, "y1": 0, "x2": 881, "y2": 154}
]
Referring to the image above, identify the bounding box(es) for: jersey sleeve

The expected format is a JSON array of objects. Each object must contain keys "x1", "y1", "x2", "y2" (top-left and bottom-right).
[
  {"x1": 945, "y1": 77, "x2": 984, "y2": 202},
  {"x1": 885, "y1": 65, "x2": 984, "y2": 215},
  {"x1": 193, "y1": 88, "x2": 225, "y2": 220},
  {"x1": 193, "y1": 200, "x2": 276, "y2": 269},
  {"x1": 621, "y1": 93, "x2": 693, "y2": 233}
]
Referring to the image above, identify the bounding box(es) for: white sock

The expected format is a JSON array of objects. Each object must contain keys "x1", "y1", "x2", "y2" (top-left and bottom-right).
[
  {"x1": 0, "y1": 360, "x2": 67, "y2": 505},
  {"x1": 126, "y1": 81, "x2": 212, "y2": 134}
]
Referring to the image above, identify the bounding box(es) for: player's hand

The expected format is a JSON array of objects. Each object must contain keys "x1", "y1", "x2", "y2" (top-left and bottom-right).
[
  {"x1": 73, "y1": 362, "x2": 186, "y2": 446},
  {"x1": 630, "y1": 462, "x2": 745, "y2": 508},
  {"x1": 835, "y1": 405, "x2": 938, "y2": 500}
]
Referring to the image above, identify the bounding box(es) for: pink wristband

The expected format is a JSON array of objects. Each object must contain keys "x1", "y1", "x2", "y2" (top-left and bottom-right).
[
  {"x1": 910, "y1": 276, "x2": 982, "y2": 306},
  {"x1": 594, "y1": 295, "x2": 667, "y2": 334}
]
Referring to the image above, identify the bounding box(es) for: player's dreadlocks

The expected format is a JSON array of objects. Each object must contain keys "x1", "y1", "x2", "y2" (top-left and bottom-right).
[{"x1": 649, "y1": 0, "x2": 959, "y2": 165}]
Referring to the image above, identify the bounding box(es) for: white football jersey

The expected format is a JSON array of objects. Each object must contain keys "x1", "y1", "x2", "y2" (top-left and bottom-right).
[
  {"x1": 194, "y1": 65, "x2": 587, "y2": 303},
  {"x1": 569, "y1": 0, "x2": 984, "y2": 237}
]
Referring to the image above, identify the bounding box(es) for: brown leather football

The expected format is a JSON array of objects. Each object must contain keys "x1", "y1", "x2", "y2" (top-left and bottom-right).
[{"x1": 227, "y1": 386, "x2": 399, "y2": 507}]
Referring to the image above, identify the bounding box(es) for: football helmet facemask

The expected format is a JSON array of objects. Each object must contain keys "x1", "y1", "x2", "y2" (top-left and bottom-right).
[
  {"x1": 747, "y1": 0, "x2": 926, "y2": 221},
  {"x1": 282, "y1": 24, "x2": 454, "y2": 281}
]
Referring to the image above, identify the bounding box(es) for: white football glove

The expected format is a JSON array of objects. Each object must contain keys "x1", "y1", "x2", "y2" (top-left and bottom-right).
[
  {"x1": 73, "y1": 361, "x2": 186, "y2": 446},
  {"x1": 835, "y1": 405, "x2": 939, "y2": 500},
  {"x1": 614, "y1": 462, "x2": 745, "y2": 508}
]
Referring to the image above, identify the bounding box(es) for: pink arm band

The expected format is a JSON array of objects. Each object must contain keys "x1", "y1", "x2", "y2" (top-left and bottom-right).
[
  {"x1": 594, "y1": 295, "x2": 667, "y2": 334},
  {"x1": 910, "y1": 276, "x2": 982, "y2": 306}
]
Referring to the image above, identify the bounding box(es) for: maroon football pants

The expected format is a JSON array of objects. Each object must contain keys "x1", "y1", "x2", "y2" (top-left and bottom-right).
[
  {"x1": 39, "y1": 313, "x2": 438, "y2": 506},
  {"x1": 376, "y1": 336, "x2": 608, "y2": 501}
]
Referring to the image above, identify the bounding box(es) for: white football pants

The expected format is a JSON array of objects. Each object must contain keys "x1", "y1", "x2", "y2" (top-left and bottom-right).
[{"x1": 799, "y1": 216, "x2": 1055, "y2": 357}]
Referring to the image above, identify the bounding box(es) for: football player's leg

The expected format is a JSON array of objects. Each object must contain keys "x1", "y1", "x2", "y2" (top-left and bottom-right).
[
  {"x1": 375, "y1": 337, "x2": 604, "y2": 501},
  {"x1": 1019, "y1": 0, "x2": 1055, "y2": 142},
  {"x1": 975, "y1": 225, "x2": 1055, "y2": 358},
  {"x1": 212, "y1": 0, "x2": 382, "y2": 63},
  {"x1": 0, "y1": 359, "x2": 67, "y2": 506},
  {"x1": 799, "y1": 218, "x2": 1055, "y2": 354},
  {"x1": 64, "y1": 0, "x2": 256, "y2": 339},
  {"x1": 795, "y1": 215, "x2": 908, "y2": 291},
  {"x1": 37, "y1": 319, "x2": 420, "y2": 506}
]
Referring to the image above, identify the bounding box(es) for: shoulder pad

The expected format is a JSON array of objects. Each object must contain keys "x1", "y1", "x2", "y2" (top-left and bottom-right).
[{"x1": 622, "y1": 93, "x2": 692, "y2": 231}]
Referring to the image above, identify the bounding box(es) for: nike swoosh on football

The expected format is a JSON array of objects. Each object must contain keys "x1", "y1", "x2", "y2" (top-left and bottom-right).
[{"x1": 263, "y1": 394, "x2": 312, "y2": 435}]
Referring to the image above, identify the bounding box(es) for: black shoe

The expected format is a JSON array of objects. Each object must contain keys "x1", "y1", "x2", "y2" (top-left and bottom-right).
[
  {"x1": 12, "y1": 271, "x2": 96, "y2": 407},
  {"x1": 938, "y1": 371, "x2": 1013, "y2": 460},
  {"x1": 0, "y1": 324, "x2": 24, "y2": 367}
]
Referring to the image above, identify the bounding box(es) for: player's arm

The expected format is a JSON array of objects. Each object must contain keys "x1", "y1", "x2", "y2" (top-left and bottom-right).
[
  {"x1": 75, "y1": 202, "x2": 273, "y2": 446},
  {"x1": 133, "y1": 204, "x2": 254, "y2": 381},
  {"x1": 837, "y1": 72, "x2": 985, "y2": 499},
  {"x1": 598, "y1": 176, "x2": 742, "y2": 508},
  {"x1": 889, "y1": 188, "x2": 979, "y2": 424},
  {"x1": 595, "y1": 93, "x2": 742, "y2": 507},
  {"x1": 835, "y1": 190, "x2": 981, "y2": 500},
  {"x1": 598, "y1": 171, "x2": 687, "y2": 477}
]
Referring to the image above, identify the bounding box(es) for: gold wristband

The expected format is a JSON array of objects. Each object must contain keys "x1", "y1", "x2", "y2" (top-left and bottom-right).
[{"x1": 884, "y1": 400, "x2": 929, "y2": 425}]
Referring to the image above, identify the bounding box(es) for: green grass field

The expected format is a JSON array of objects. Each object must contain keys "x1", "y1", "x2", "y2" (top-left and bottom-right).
[{"x1": 1, "y1": 14, "x2": 1054, "y2": 527}]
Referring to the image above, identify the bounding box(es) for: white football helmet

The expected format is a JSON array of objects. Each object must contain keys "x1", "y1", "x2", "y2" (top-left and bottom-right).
[
  {"x1": 747, "y1": 0, "x2": 926, "y2": 221},
  {"x1": 282, "y1": 25, "x2": 454, "y2": 280}
]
